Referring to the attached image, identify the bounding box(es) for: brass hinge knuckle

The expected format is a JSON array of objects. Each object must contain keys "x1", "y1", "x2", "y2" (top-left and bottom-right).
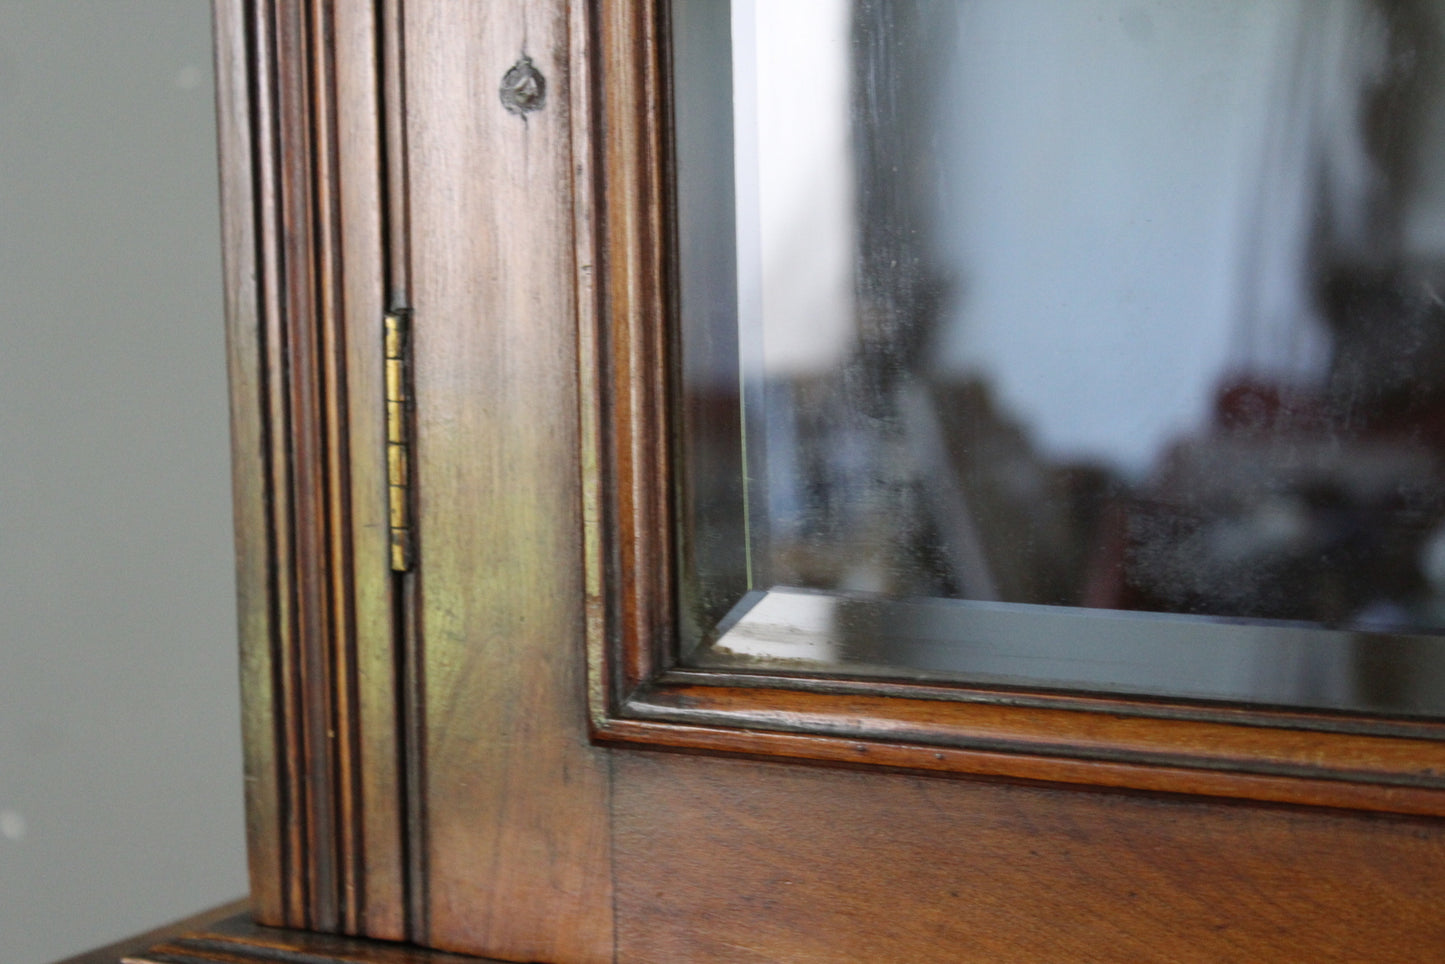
[{"x1": 385, "y1": 312, "x2": 414, "y2": 571}]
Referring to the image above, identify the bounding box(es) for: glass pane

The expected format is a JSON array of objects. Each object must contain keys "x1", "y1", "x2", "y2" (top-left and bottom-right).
[{"x1": 674, "y1": 0, "x2": 1445, "y2": 715}]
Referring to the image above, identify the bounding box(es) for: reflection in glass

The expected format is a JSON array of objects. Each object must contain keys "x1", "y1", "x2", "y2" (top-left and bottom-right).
[{"x1": 674, "y1": 0, "x2": 1445, "y2": 714}]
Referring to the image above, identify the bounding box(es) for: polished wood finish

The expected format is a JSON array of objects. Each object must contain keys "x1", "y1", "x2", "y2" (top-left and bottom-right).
[
  {"x1": 215, "y1": 0, "x2": 403, "y2": 938},
  {"x1": 579, "y1": 0, "x2": 677, "y2": 709},
  {"x1": 611, "y1": 671, "x2": 1445, "y2": 816},
  {"x1": 214, "y1": 1, "x2": 1445, "y2": 961},
  {"x1": 218, "y1": 0, "x2": 614, "y2": 954},
  {"x1": 335, "y1": 1, "x2": 408, "y2": 940},
  {"x1": 403, "y1": 1, "x2": 612, "y2": 960},
  {"x1": 615, "y1": 753, "x2": 1445, "y2": 963},
  {"x1": 213, "y1": 0, "x2": 280, "y2": 929},
  {"x1": 134, "y1": 919, "x2": 494, "y2": 964},
  {"x1": 64, "y1": 905, "x2": 498, "y2": 964}
]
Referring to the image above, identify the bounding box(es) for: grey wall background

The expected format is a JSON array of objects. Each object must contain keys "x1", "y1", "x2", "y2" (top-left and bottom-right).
[{"x1": 0, "y1": 2, "x2": 248, "y2": 961}]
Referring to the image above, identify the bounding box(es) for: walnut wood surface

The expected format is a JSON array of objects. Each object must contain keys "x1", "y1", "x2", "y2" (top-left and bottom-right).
[
  {"x1": 215, "y1": 0, "x2": 404, "y2": 937},
  {"x1": 403, "y1": 1, "x2": 612, "y2": 960},
  {"x1": 605, "y1": 676, "x2": 1445, "y2": 816},
  {"x1": 213, "y1": 0, "x2": 280, "y2": 928},
  {"x1": 580, "y1": 0, "x2": 677, "y2": 707},
  {"x1": 615, "y1": 751, "x2": 1445, "y2": 963},
  {"x1": 335, "y1": 0, "x2": 407, "y2": 939}
]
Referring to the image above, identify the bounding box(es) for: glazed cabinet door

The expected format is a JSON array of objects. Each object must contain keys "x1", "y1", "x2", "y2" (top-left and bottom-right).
[{"x1": 210, "y1": 1, "x2": 1445, "y2": 962}]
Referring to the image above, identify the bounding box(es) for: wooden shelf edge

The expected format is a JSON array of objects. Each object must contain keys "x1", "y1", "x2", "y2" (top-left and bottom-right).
[{"x1": 57, "y1": 904, "x2": 501, "y2": 964}]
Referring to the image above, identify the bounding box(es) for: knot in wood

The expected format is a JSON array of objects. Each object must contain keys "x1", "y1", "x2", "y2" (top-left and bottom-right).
[{"x1": 500, "y1": 56, "x2": 546, "y2": 116}]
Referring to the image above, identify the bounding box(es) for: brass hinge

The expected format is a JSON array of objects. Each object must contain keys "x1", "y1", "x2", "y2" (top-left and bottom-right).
[{"x1": 385, "y1": 312, "x2": 414, "y2": 572}]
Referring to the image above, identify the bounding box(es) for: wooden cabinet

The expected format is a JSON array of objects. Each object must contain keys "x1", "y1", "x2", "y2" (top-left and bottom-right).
[{"x1": 151, "y1": 1, "x2": 1445, "y2": 961}]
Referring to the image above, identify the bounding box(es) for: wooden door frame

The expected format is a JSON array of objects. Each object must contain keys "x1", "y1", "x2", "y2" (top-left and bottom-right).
[
  {"x1": 213, "y1": 0, "x2": 412, "y2": 938},
  {"x1": 582, "y1": 0, "x2": 1445, "y2": 818},
  {"x1": 211, "y1": 0, "x2": 613, "y2": 957}
]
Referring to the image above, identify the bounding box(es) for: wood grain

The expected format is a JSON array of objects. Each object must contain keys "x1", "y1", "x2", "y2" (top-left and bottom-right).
[
  {"x1": 271, "y1": 0, "x2": 339, "y2": 924},
  {"x1": 334, "y1": 0, "x2": 406, "y2": 939},
  {"x1": 214, "y1": 0, "x2": 404, "y2": 935},
  {"x1": 378, "y1": 0, "x2": 427, "y2": 939},
  {"x1": 603, "y1": 676, "x2": 1445, "y2": 815},
  {"x1": 582, "y1": 0, "x2": 677, "y2": 707},
  {"x1": 404, "y1": 1, "x2": 612, "y2": 959},
  {"x1": 615, "y1": 750, "x2": 1445, "y2": 963},
  {"x1": 213, "y1": 0, "x2": 282, "y2": 927}
]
